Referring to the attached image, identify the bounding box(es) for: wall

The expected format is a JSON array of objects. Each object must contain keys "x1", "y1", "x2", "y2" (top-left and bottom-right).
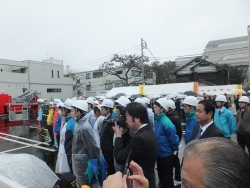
[{"x1": 0, "y1": 59, "x2": 73, "y2": 100}]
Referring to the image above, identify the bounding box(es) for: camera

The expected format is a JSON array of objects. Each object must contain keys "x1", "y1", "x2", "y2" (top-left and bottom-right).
[{"x1": 104, "y1": 116, "x2": 126, "y2": 128}]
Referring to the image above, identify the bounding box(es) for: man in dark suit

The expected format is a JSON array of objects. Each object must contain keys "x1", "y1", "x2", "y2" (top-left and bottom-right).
[
  {"x1": 113, "y1": 102, "x2": 158, "y2": 188},
  {"x1": 191, "y1": 100, "x2": 224, "y2": 141},
  {"x1": 100, "y1": 99, "x2": 115, "y2": 176}
]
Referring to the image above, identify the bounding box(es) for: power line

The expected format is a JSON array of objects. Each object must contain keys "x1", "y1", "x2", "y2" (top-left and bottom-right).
[
  {"x1": 67, "y1": 47, "x2": 141, "y2": 71},
  {"x1": 66, "y1": 45, "x2": 141, "y2": 68}
]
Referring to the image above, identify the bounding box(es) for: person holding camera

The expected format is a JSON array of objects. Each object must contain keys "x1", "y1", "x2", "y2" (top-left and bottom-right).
[
  {"x1": 113, "y1": 102, "x2": 158, "y2": 188},
  {"x1": 113, "y1": 96, "x2": 132, "y2": 172},
  {"x1": 100, "y1": 99, "x2": 116, "y2": 176}
]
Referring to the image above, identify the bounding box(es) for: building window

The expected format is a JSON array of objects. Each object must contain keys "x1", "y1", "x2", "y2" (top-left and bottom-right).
[
  {"x1": 131, "y1": 70, "x2": 141, "y2": 77},
  {"x1": 86, "y1": 85, "x2": 91, "y2": 91},
  {"x1": 105, "y1": 83, "x2": 113, "y2": 90},
  {"x1": 147, "y1": 73, "x2": 153, "y2": 78},
  {"x1": 52, "y1": 70, "x2": 54, "y2": 78},
  {"x1": 131, "y1": 83, "x2": 140, "y2": 86},
  {"x1": 114, "y1": 83, "x2": 124, "y2": 87},
  {"x1": 199, "y1": 62, "x2": 210, "y2": 67},
  {"x1": 0, "y1": 69, "x2": 2, "y2": 72},
  {"x1": 86, "y1": 73, "x2": 91, "y2": 79},
  {"x1": 93, "y1": 72, "x2": 103, "y2": 78},
  {"x1": 76, "y1": 79, "x2": 80, "y2": 84},
  {"x1": 47, "y1": 88, "x2": 61, "y2": 92},
  {"x1": 57, "y1": 71, "x2": 59, "y2": 78}
]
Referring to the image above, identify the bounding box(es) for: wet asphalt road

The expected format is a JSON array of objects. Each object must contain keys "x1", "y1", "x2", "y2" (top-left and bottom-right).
[{"x1": 0, "y1": 115, "x2": 247, "y2": 188}]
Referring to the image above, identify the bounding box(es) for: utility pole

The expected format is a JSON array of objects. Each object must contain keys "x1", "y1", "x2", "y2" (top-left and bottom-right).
[{"x1": 141, "y1": 38, "x2": 146, "y2": 85}]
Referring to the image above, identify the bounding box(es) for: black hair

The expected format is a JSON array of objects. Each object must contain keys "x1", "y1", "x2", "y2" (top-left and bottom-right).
[
  {"x1": 116, "y1": 105, "x2": 125, "y2": 116},
  {"x1": 65, "y1": 108, "x2": 71, "y2": 115},
  {"x1": 124, "y1": 102, "x2": 148, "y2": 124},
  {"x1": 103, "y1": 106, "x2": 113, "y2": 113},
  {"x1": 198, "y1": 100, "x2": 215, "y2": 119},
  {"x1": 93, "y1": 106, "x2": 100, "y2": 114}
]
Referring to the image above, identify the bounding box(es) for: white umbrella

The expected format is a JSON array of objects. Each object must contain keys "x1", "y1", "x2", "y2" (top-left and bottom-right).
[
  {"x1": 170, "y1": 93, "x2": 180, "y2": 98},
  {"x1": 147, "y1": 94, "x2": 161, "y2": 99},
  {"x1": 176, "y1": 94, "x2": 187, "y2": 99},
  {"x1": 0, "y1": 153, "x2": 58, "y2": 188},
  {"x1": 165, "y1": 95, "x2": 172, "y2": 100}
]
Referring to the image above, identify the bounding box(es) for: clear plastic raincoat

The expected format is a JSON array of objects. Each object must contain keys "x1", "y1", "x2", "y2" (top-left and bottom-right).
[
  {"x1": 72, "y1": 114, "x2": 100, "y2": 186},
  {"x1": 55, "y1": 121, "x2": 70, "y2": 174},
  {"x1": 93, "y1": 115, "x2": 105, "y2": 148}
]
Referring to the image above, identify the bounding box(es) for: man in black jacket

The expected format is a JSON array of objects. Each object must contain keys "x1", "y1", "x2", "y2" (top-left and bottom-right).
[
  {"x1": 113, "y1": 102, "x2": 158, "y2": 188},
  {"x1": 234, "y1": 94, "x2": 240, "y2": 111},
  {"x1": 100, "y1": 99, "x2": 115, "y2": 176},
  {"x1": 191, "y1": 100, "x2": 224, "y2": 141},
  {"x1": 166, "y1": 100, "x2": 182, "y2": 187}
]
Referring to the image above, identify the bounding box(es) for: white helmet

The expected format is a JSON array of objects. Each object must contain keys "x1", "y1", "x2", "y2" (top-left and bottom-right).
[
  {"x1": 56, "y1": 101, "x2": 64, "y2": 108},
  {"x1": 53, "y1": 98, "x2": 61, "y2": 105},
  {"x1": 115, "y1": 96, "x2": 131, "y2": 107},
  {"x1": 156, "y1": 98, "x2": 169, "y2": 111},
  {"x1": 238, "y1": 96, "x2": 249, "y2": 103},
  {"x1": 94, "y1": 100, "x2": 99, "y2": 105},
  {"x1": 183, "y1": 96, "x2": 198, "y2": 107},
  {"x1": 63, "y1": 99, "x2": 74, "y2": 109},
  {"x1": 98, "y1": 96, "x2": 105, "y2": 101},
  {"x1": 49, "y1": 101, "x2": 54, "y2": 105},
  {"x1": 215, "y1": 95, "x2": 227, "y2": 102},
  {"x1": 72, "y1": 100, "x2": 88, "y2": 112},
  {"x1": 86, "y1": 97, "x2": 94, "y2": 105},
  {"x1": 166, "y1": 100, "x2": 176, "y2": 110},
  {"x1": 142, "y1": 97, "x2": 150, "y2": 104},
  {"x1": 100, "y1": 99, "x2": 114, "y2": 108},
  {"x1": 134, "y1": 98, "x2": 145, "y2": 106}
]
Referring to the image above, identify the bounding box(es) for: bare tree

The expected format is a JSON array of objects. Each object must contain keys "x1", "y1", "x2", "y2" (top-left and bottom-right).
[
  {"x1": 64, "y1": 72, "x2": 84, "y2": 91},
  {"x1": 100, "y1": 54, "x2": 149, "y2": 86},
  {"x1": 149, "y1": 61, "x2": 176, "y2": 84}
]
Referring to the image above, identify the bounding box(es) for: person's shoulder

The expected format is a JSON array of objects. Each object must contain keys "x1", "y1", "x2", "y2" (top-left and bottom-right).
[{"x1": 210, "y1": 123, "x2": 224, "y2": 134}]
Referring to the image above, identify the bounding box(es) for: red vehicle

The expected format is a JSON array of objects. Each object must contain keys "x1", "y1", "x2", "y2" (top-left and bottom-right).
[{"x1": 0, "y1": 91, "x2": 39, "y2": 115}]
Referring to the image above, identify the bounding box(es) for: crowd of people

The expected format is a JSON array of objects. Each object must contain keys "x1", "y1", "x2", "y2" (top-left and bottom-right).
[{"x1": 35, "y1": 93, "x2": 250, "y2": 188}]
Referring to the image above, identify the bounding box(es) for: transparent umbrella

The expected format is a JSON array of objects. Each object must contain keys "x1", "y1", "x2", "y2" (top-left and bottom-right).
[{"x1": 0, "y1": 153, "x2": 58, "y2": 188}]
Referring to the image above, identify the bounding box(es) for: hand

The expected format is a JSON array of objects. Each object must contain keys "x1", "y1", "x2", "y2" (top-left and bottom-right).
[
  {"x1": 112, "y1": 121, "x2": 122, "y2": 137},
  {"x1": 128, "y1": 161, "x2": 149, "y2": 188},
  {"x1": 103, "y1": 172, "x2": 127, "y2": 188}
]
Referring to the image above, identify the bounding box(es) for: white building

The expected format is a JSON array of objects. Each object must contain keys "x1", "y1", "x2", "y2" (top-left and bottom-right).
[
  {"x1": 175, "y1": 25, "x2": 250, "y2": 87},
  {"x1": 0, "y1": 57, "x2": 73, "y2": 100},
  {"x1": 73, "y1": 67, "x2": 156, "y2": 97}
]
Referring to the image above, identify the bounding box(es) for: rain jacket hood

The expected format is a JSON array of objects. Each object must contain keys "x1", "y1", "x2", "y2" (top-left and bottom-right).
[
  {"x1": 87, "y1": 109, "x2": 96, "y2": 128},
  {"x1": 154, "y1": 113, "x2": 179, "y2": 157},
  {"x1": 185, "y1": 110, "x2": 199, "y2": 144},
  {"x1": 186, "y1": 110, "x2": 196, "y2": 119}
]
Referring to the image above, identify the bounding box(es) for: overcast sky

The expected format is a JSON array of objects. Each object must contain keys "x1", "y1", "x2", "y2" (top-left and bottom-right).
[{"x1": 0, "y1": 0, "x2": 250, "y2": 72}]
